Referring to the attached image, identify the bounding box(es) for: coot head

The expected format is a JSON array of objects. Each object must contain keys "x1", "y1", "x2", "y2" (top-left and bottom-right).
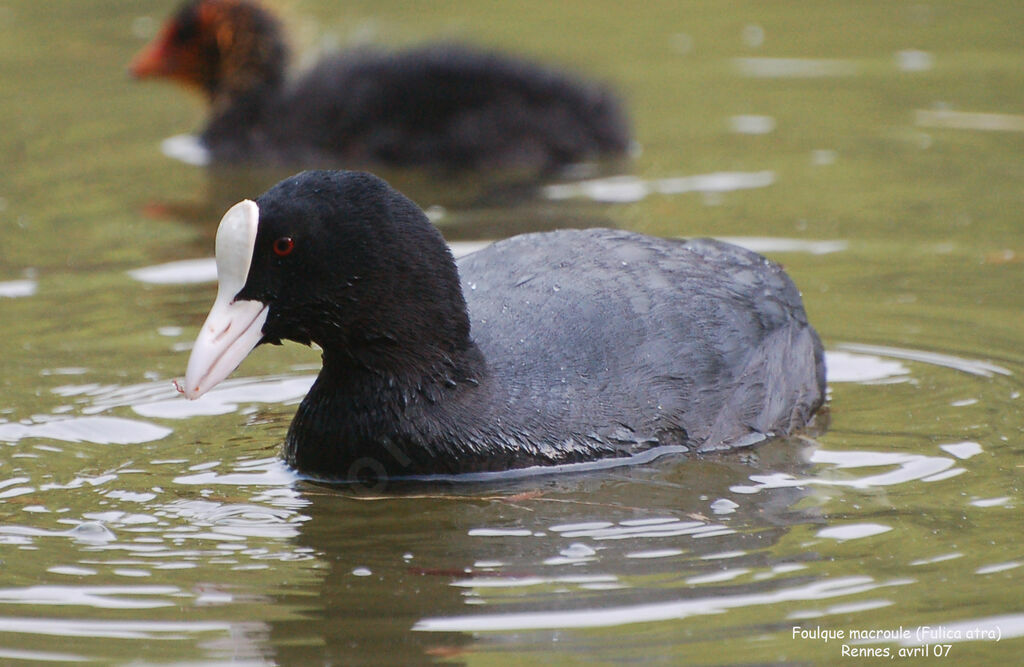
[
  {"x1": 131, "y1": 0, "x2": 287, "y2": 103},
  {"x1": 183, "y1": 170, "x2": 471, "y2": 399}
]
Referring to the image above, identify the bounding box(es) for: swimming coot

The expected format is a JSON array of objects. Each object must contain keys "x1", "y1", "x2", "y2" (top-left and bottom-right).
[
  {"x1": 131, "y1": 0, "x2": 631, "y2": 170},
  {"x1": 181, "y1": 170, "x2": 826, "y2": 480}
]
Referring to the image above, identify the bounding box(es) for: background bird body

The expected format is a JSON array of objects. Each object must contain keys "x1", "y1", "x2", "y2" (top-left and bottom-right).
[{"x1": 132, "y1": 0, "x2": 631, "y2": 171}]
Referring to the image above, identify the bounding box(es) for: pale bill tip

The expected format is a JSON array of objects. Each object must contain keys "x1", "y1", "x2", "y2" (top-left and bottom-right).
[{"x1": 182, "y1": 199, "x2": 265, "y2": 399}]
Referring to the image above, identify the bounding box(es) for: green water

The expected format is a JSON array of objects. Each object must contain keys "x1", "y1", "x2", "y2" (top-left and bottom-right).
[{"x1": 1, "y1": 0, "x2": 1022, "y2": 664}]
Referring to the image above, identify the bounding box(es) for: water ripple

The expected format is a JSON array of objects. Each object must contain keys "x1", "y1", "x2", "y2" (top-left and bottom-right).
[
  {"x1": 172, "y1": 457, "x2": 300, "y2": 490},
  {"x1": 734, "y1": 57, "x2": 860, "y2": 78},
  {"x1": 0, "y1": 416, "x2": 171, "y2": 445},
  {"x1": 550, "y1": 518, "x2": 731, "y2": 541},
  {"x1": 127, "y1": 258, "x2": 218, "y2": 285},
  {"x1": 0, "y1": 615, "x2": 232, "y2": 639},
  {"x1": 0, "y1": 585, "x2": 179, "y2": 610},
  {"x1": 543, "y1": 171, "x2": 775, "y2": 203},
  {"x1": 731, "y1": 448, "x2": 958, "y2": 494},
  {"x1": 133, "y1": 376, "x2": 315, "y2": 419},
  {"x1": 836, "y1": 343, "x2": 1012, "y2": 378},
  {"x1": 816, "y1": 523, "x2": 893, "y2": 541},
  {"x1": 414, "y1": 575, "x2": 912, "y2": 632},
  {"x1": 0, "y1": 279, "x2": 37, "y2": 298}
]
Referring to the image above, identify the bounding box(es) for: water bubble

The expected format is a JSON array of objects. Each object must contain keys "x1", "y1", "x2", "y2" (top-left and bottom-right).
[
  {"x1": 560, "y1": 543, "x2": 597, "y2": 558},
  {"x1": 68, "y1": 521, "x2": 117, "y2": 544},
  {"x1": 710, "y1": 498, "x2": 739, "y2": 515}
]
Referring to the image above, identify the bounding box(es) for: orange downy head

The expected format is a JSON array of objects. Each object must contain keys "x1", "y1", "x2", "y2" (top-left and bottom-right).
[
  {"x1": 130, "y1": 1, "x2": 283, "y2": 102},
  {"x1": 130, "y1": 1, "x2": 236, "y2": 95}
]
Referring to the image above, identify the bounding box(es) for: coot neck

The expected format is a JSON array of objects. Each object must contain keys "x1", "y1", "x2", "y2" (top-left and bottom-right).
[
  {"x1": 282, "y1": 338, "x2": 495, "y2": 480},
  {"x1": 281, "y1": 337, "x2": 634, "y2": 481}
]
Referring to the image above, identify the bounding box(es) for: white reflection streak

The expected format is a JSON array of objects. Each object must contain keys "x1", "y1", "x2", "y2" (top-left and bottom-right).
[
  {"x1": 915, "y1": 110, "x2": 1024, "y2": 133},
  {"x1": 0, "y1": 616, "x2": 231, "y2": 639},
  {"x1": 542, "y1": 171, "x2": 774, "y2": 203},
  {"x1": 731, "y1": 448, "x2": 956, "y2": 495},
  {"x1": 127, "y1": 258, "x2": 218, "y2": 285},
  {"x1": 734, "y1": 57, "x2": 859, "y2": 78},
  {"x1": 822, "y1": 351, "x2": 909, "y2": 384},
  {"x1": 0, "y1": 585, "x2": 179, "y2": 610},
  {"x1": 719, "y1": 237, "x2": 848, "y2": 256},
  {"x1": 895, "y1": 50, "x2": 934, "y2": 72},
  {"x1": 133, "y1": 376, "x2": 315, "y2": 419},
  {"x1": 556, "y1": 522, "x2": 727, "y2": 541},
  {"x1": 0, "y1": 521, "x2": 116, "y2": 544},
  {"x1": 816, "y1": 523, "x2": 892, "y2": 541},
  {"x1": 414, "y1": 576, "x2": 910, "y2": 632},
  {"x1": 836, "y1": 343, "x2": 1011, "y2": 378},
  {"x1": 451, "y1": 575, "x2": 618, "y2": 589},
  {"x1": 161, "y1": 133, "x2": 211, "y2": 166},
  {"x1": 0, "y1": 647, "x2": 90, "y2": 663},
  {"x1": 810, "y1": 450, "x2": 953, "y2": 487},
  {"x1": 0, "y1": 417, "x2": 171, "y2": 445},
  {"x1": 0, "y1": 279, "x2": 37, "y2": 298},
  {"x1": 729, "y1": 115, "x2": 776, "y2": 135},
  {"x1": 172, "y1": 459, "x2": 300, "y2": 488}
]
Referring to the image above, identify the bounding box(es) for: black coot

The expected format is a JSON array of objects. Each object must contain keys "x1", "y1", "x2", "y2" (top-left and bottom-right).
[
  {"x1": 131, "y1": 0, "x2": 631, "y2": 171},
  {"x1": 182, "y1": 170, "x2": 826, "y2": 479}
]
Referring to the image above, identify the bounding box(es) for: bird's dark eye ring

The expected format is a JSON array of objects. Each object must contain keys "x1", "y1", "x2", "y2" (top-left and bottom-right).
[{"x1": 273, "y1": 237, "x2": 295, "y2": 257}]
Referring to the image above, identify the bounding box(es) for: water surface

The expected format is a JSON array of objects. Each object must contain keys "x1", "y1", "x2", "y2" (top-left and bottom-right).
[{"x1": 1, "y1": 0, "x2": 1022, "y2": 663}]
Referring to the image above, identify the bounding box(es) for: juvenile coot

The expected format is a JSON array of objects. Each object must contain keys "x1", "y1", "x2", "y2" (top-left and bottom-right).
[
  {"x1": 131, "y1": 0, "x2": 631, "y2": 170},
  {"x1": 182, "y1": 170, "x2": 826, "y2": 480}
]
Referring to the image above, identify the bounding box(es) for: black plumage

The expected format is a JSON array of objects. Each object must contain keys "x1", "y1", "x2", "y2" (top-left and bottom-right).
[
  {"x1": 132, "y1": 0, "x2": 631, "y2": 171},
  {"x1": 185, "y1": 170, "x2": 826, "y2": 479}
]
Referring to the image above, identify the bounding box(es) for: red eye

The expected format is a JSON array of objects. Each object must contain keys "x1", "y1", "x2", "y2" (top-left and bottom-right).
[{"x1": 273, "y1": 237, "x2": 294, "y2": 257}]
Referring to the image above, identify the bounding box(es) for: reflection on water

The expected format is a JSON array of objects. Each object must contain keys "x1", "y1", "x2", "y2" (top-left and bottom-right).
[
  {"x1": 895, "y1": 49, "x2": 934, "y2": 72},
  {"x1": 733, "y1": 57, "x2": 860, "y2": 78},
  {"x1": 2, "y1": 265, "x2": 1020, "y2": 660},
  {"x1": 0, "y1": 279, "x2": 37, "y2": 298},
  {"x1": 415, "y1": 576, "x2": 912, "y2": 632},
  {"x1": 161, "y1": 134, "x2": 210, "y2": 167},
  {"x1": 0, "y1": 416, "x2": 171, "y2": 446},
  {"x1": 3, "y1": 0, "x2": 1023, "y2": 663},
  {"x1": 730, "y1": 447, "x2": 961, "y2": 494},
  {"x1": 816, "y1": 524, "x2": 893, "y2": 541},
  {"x1": 915, "y1": 109, "x2": 1024, "y2": 133},
  {"x1": 729, "y1": 114, "x2": 777, "y2": 135},
  {"x1": 128, "y1": 258, "x2": 219, "y2": 285},
  {"x1": 543, "y1": 171, "x2": 775, "y2": 203},
  {"x1": 836, "y1": 343, "x2": 1012, "y2": 378},
  {"x1": 825, "y1": 350, "x2": 910, "y2": 383},
  {"x1": 133, "y1": 376, "x2": 315, "y2": 419}
]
